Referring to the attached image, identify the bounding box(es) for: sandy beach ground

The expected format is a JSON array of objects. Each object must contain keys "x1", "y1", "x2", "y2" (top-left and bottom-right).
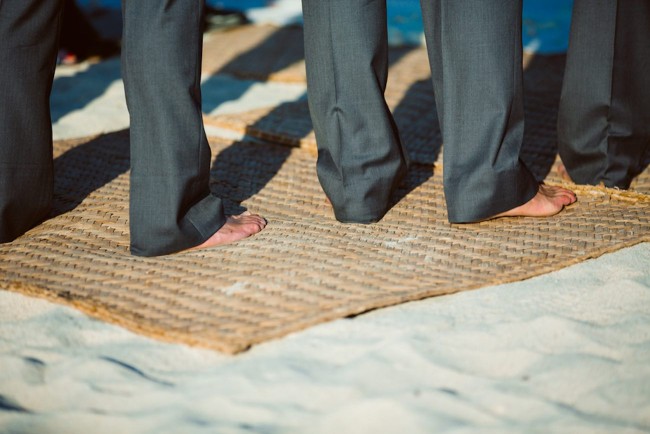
[{"x1": 2, "y1": 7, "x2": 650, "y2": 434}]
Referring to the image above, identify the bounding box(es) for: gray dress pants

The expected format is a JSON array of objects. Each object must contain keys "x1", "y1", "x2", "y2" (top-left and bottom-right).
[
  {"x1": 558, "y1": 0, "x2": 650, "y2": 189},
  {"x1": 0, "y1": 0, "x2": 226, "y2": 256},
  {"x1": 301, "y1": 0, "x2": 538, "y2": 223}
]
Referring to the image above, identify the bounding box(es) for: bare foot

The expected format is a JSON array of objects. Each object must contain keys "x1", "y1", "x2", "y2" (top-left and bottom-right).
[
  {"x1": 191, "y1": 211, "x2": 266, "y2": 251},
  {"x1": 491, "y1": 184, "x2": 577, "y2": 219}
]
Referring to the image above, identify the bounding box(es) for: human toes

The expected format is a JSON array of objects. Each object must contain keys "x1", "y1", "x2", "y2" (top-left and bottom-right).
[
  {"x1": 242, "y1": 214, "x2": 266, "y2": 225},
  {"x1": 251, "y1": 217, "x2": 267, "y2": 230},
  {"x1": 231, "y1": 211, "x2": 263, "y2": 222},
  {"x1": 542, "y1": 185, "x2": 576, "y2": 202},
  {"x1": 243, "y1": 215, "x2": 267, "y2": 231},
  {"x1": 554, "y1": 187, "x2": 577, "y2": 204}
]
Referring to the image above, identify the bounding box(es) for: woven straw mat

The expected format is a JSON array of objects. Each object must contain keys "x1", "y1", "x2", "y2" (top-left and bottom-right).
[{"x1": 1, "y1": 130, "x2": 649, "y2": 354}]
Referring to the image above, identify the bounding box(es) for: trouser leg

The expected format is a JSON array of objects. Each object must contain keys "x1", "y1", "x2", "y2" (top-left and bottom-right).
[
  {"x1": 558, "y1": 0, "x2": 650, "y2": 189},
  {"x1": 122, "y1": 0, "x2": 226, "y2": 256},
  {"x1": 301, "y1": 0, "x2": 408, "y2": 223},
  {"x1": 420, "y1": 0, "x2": 538, "y2": 222},
  {"x1": 0, "y1": 0, "x2": 63, "y2": 242}
]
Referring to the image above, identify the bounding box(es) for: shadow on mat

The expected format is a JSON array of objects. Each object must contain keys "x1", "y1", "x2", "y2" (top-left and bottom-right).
[
  {"x1": 213, "y1": 52, "x2": 582, "y2": 211},
  {"x1": 203, "y1": 26, "x2": 306, "y2": 211},
  {"x1": 209, "y1": 43, "x2": 425, "y2": 210},
  {"x1": 390, "y1": 77, "x2": 440, "y2": 204},
  {"x1": 45, "y1": 56, "x2": 588, "y2": 222},
  {"x1": 209, "y1": 141, "x2": 292, "y2": 215},
  {"x1": 50, "y1": 129, "x2": 130, "y2": 217}
]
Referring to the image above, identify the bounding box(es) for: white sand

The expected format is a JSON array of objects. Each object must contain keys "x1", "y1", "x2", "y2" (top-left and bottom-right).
[
  {"x1": 245, "y1": 0, "x2": 304, "y2": 26},
  {"x1": 51, "y1": 60, "x2": 305, "y2": 141},
  {"x1": 51, "y1": 59, "x2": 128, "y2": 140},
  {"x1": 2, "y1": 42, "x2": 650, "y2": 434}
]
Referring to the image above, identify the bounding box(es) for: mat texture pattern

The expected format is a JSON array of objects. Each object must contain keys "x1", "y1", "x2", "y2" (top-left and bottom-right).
[
  {"x1": 1, "y1": 132, "x2": 649, "y2": 354},
  {"x1": 2, "y1": 31, "x2": 649, "y2": 353}
]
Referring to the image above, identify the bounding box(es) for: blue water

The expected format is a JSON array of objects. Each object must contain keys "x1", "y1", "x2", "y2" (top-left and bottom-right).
[
  {"x1": 77, "y1": 0, "x2": 573, "y2": 53},
  {"x1": 523, "y1": 0, "x2": 574, "y2": 53},
  {"x1": 385, "y1": 0, "x2": 574, "y2": 52}
]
